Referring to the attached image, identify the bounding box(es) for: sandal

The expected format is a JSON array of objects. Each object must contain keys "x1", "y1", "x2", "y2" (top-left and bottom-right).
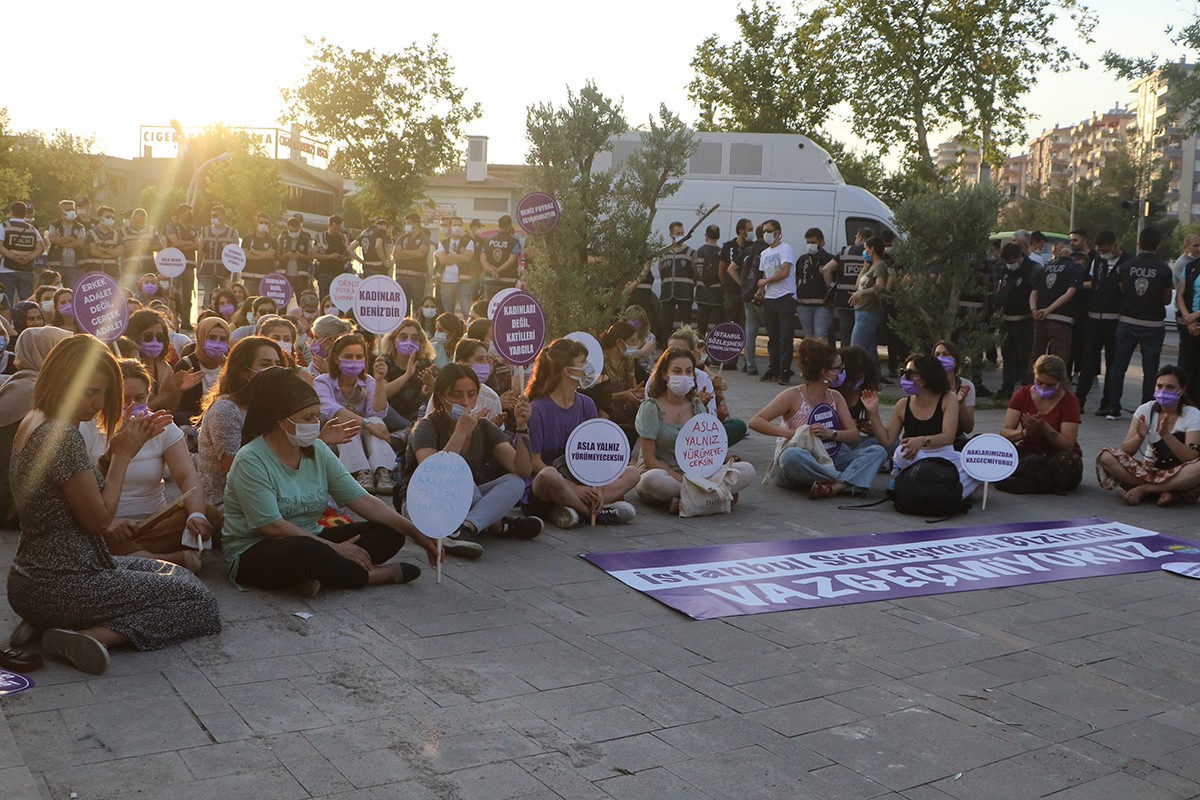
[
  {"x1": 668, "y1": 497, "x2": 681, "y2": 516},
  {"x1": 809, "y1": 482, "x2": 838, "y2": 500},
  {"x1": 0, "y1": 646, "x2": 43, "y2": 673}
]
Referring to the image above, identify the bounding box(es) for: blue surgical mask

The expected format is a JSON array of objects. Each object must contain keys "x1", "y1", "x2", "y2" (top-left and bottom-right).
[{"x1": 448, "y1": 403, "x2": 467, "y2": 420}]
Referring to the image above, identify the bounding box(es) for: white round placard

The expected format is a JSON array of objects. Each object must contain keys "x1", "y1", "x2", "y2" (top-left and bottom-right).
[
  {"x1": 960, "y1": 434, "x2": 1019, "y2": 483},
  {"x1": 405, "y1": 452, "x2": 473, "y2": 539},
  {"x1": 565, "y1": 418, "x2": 630, "y2": 487},
  {"x1": 674, "y1": 413, "x2": 728, "y2": 480}
]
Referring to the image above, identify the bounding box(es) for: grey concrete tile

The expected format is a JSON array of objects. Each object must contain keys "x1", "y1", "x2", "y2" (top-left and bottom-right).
[
  {"x1": 5, "y1": 710, "x2": 81, "y2": 772},
  {"x1": 1001, "y1": 673, "x2": 1169, "y2": 728},
  {"x1": 451, "y1": 760, "x2": 549, "y2": 800},
  {"x1": 179, "y1": 738, "x2": 281, "y2": 778},
  {"x1": 41, "y1": 752, "x2": 191, "y2": 799},
  {"x1": 264, "y1": 731, "x2": 356, "y2": 796},
  {"x1": 652, "y1": 716, "x2": 788, "y2": 757},
  {"x1": 595, "y1": 628, "x2": 711, "y2": 671},
  {"x1": 219, "y1": 680, "x2": 333, "y2": 735},
  {"x1": 58, "y1": 695, "x2": 210, "y2": 763},
  {"x1": 332, "y1": 747, "x2": 419, "y2": 789},
  {"x1": 430, "y1": 727, "x2": 547, "y2": 771},
  {"x1": 930, "y1": 744, "x2": 1109, "y2": 799},
  {"x1": 596, "y1": 766, "x2": 714, "y2": 800},
  {"x1": 562, "y1": 734, "x2": 690, "y2": 782},
  {"x1": 747, "y1": 697, "x2": 864, "y2": 736},
  {"x1": 663, "y1": 744, "x2": 826, "y2": 798},
  {"x1": 0, "y1": 765, "x2": 39, "y2": 800},
  {"x1": 1037, "y1": 770, "x2": 1184, "y2": 800}
]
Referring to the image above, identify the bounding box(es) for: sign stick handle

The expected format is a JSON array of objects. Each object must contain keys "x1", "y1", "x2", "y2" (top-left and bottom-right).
[
  {"x1": 982, "y1": 482, "x2": 989, "y2": 511},
  {"x1": 513, "y1": 365, "x2": 525, "y2": 396},
  {"x1": 590, "y1": 510, "x2": 596, "y2": 527},
  {"x1": 436, "y1": 540, "x2": 443, "y2": 584}
]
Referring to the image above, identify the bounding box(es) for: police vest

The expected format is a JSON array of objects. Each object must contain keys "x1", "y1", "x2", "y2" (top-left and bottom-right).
[
  {"x1": 832, "y1": 246, "x2": 866, "y2": 306},
  {"x1": 359, "y1": 227, "x2": 387, "y2": 266},
  {"x1": 2, "y1": 220, "x2": 39, "y2": 272},
  {"x1": 199, "y1": 226, "x2": 240, "y2": 271},
  {"x1": 658, "y1": 247, "x2": 697, "y2": 302},
  {"x1": 47, "y1": 221, "x2": 86, "y2": 268},
  {"x1": 122, "y1": 225, "x2": 159, "y2": 271}
]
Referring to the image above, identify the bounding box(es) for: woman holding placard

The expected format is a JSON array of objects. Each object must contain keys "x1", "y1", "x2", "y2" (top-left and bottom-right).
[
  {"x1": 862, "y1": 354, "x2": 979, "y2": 499},
  {"x1": 222, "y1": 368, "x2": 438, "y2": 597},
  {"x1": 636, "y1": 347, "x2": 756, "y2": 512},
  {"x1": 751, "y1": 339, "x2": 885, "y2": 499},
  {"x1": 402, "y1": 364, "x2": 541, "y2": 558},
  {"x1": 667, "y1": 326, "x2": 748, "y2": 446},
  {"x1": 525, "y1": 338, "x2": 640, "y2": 528},
  {"x1": 587, "y1": 321, "x2": 643, "y2": 432},
  {"x1": 1096, "y1": 364, "x2": 1200, "y2": 505},
  {"x1": 127, "y1": 309, "x2": 202, "y2": 412},
  {"x1": 995, "y1": 354, "x2": 1083, "y2": 495},
  {"x1": 315, "y1": 333, "x2": 395, "y2": 494}
]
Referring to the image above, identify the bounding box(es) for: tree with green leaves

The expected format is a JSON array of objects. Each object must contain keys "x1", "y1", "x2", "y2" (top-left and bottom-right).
[
  {"x1": 1103, "y1": 16, "x2": 1200, "y2": 136},
  {"x1": 0, "y1": 108, "x2": 107, "y2": 218},
  {"x1": 887, "y1": 184, "x2": 1005, "y2": 366},
  {"x1": 281, "y1": 37, "x2": 480, "y2": 221},
  {"x1": 522, "y1": 83, "x2": 698, "y2": 335},
  {"x1": 182, "y1": 126, "x2": 285, "y2": 235}
]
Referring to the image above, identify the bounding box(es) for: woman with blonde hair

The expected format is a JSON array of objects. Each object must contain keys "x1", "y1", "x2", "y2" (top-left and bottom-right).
[{"x1": 997, "y1": 354, "x2": 1083, "y2": 495}]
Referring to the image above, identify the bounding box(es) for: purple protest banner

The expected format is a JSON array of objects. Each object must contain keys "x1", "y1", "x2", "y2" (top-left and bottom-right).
[
  {"x1": 258, "y1": 273, "x2": 293, "y2": 308},
  {"x1": 515, "y1": 192, "x2": 561, "y2": 236},
  {"x1": 72, "y1": 271, "x2": 128, "y2": 342},
  {"x1": 0, "y1": 669, "x2": 34, "y2": 697},
  {"x1": 705, "y1": 322, "x2": 745, "y2": 364},
  {"x1": 492, "y1": 290, "x2": 545, "y2": 366},
  {"x1": 582, "y1": 518, "x2": 1199, "y2": 620}
]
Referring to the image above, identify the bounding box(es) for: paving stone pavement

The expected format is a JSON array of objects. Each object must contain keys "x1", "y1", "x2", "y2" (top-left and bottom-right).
[{"x1": 3, "y1": 353, "x2": 1200, "y2": 800}]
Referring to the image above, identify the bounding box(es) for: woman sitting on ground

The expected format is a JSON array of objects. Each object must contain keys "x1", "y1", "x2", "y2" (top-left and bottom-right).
[
  {"x1": 7, "y1": 335, "x2": 220, "y2": 674},
  {"x1": 417, "y1": 295, "x2": 441, "y2": 337},
  {"x1": 259, "y1": 315, "x2": 303, "y2": 367},
  {"x1": 448, "y1": 337, "x2": 505, "y2": 424},
  {"x1": 81, "y1": 359, "x2": 220, "y2": 571},
  {"x1": 525, "y1": 338, "x2": 641, "y2": 528},
  {"x1": 1096, "y1": 364, "x2": 1200, "y2": 505},
  {"x1": 221, "y1": 368, "x2": 438, "y2": 597},
  {"x1": 996, "y1": 354, "x2": 1083, "y2": 495},
  {"x1": 229, "y1": 296, "x2": 277, "y2": 342},
  {"x1": 622, "y1": 304, "x2": 657, "y2": 382},
  {"x1": 172, "y1": 316, "x2": 230, "y2": 428},
  {"x1": 402, "y1": 364, "x2": 541, "y2": 559},
  {"x1": 127, "y1": 309, "x2": 202, "y2": 411},
  {"x1": 861, "y1": 353, "x2": 978, "y2": 499},
  {"x1": 835, "y1": 345, "x2": 883, "y2": 447},
  {"x1": 12, "y1": 300, "x2": 44, "y2": 334},
  {"x1": 314, "y1": 333, "x2": 396, "y2": 494},
  {"x1": 583, "y1": 321, "x2": 644, "y2": 440},
  {"x1": 636, "y1": 347, "x2": 756, "y2": 512},
  {"x1": 667, "y1": 326, "x2": 748, "y2": 446},
  {"x1": 932, "y1": 340, "x2": 976, "y2": 445},
  {"x1": 380, "y1": 319, "x2": 437, "y2": 427},
  {"x1": 306, "y1": 313, "x2": 352, "y2": 378},
  {"x1": 750, "y1": 338, "x2": 886, "y2": 498},
  {"x1": 432, "y1": 312, "x2": 465, "y2": 368},
  {"x1": 209, "y1": 288, "x2": 238, "y2": 324},
  {"x1": 49, "y1": 288, "x2": 79, "y2": 333}
]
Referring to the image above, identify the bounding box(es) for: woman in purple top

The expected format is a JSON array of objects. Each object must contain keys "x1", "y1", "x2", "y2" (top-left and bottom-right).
[
  {"x1": 313, "y1": 333, "x2": 395, "y2": 495},
  {"x1": 525, "y1": 338, "x2": 640, "y2": 529}
]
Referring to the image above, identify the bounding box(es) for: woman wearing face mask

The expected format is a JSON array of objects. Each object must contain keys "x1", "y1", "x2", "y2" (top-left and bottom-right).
[
  {"x1": 222, "y1": 367, "x2": 438, "y2": 598},
  {"x1": 79, "y1": 359, "x2": 219, "y2": 572},
  {"x1": 1096, "y1": 364, "x2": 1200, "y2": 505},
  {"x1": 172, "y1": 316, "x2": 231, "y2": 428},
  {"x1": 932, "y1": 340, "x2": 976, "y2": 443},
  {"x1": 525, "y1": 338, "x2": 641, "y2": 528},
  {"x1": 431, "y1": 312, "x2": 465, "y2": 368},
  {"x1": 127, "y1": 309, "x2": 202, "y2": 411},
  {"x1": 320, "y1": 295, "x2": 337, "y2": 317},
  {"x1": 847, "y1": 236, "x2": 890, "y2": 366},
  {"x1": 12, "y1": 300, "x2": 44, "y2": 334},
  {"x1": 667, "y1": 326, "x2": 748, "y2": 446},
  {"x1": 834, "y1": 346, "x2": 883, "y2": 447},
  {"x1": 449, "y1": 338, "x2": 505, "y2": 424},
  {"x1": 315, "y1": 333, "x2": 394, "y2": 493},
  {"x1": 622, "y1": 305, "x2": 657, "y2": 383},
  {"x1": 417, "y1": 296, "x2": 441, "y2": 337},
  {"x1": 7, "y1": 335, "x2": 219, "y2": 675},
  {"x1": 636, "y1": 347, "x2": 756, "y2": 512},
  {"x1": 135, "y1": 273, "x2": 163, "y2": 305},
  {"x1": 34, "y1": 285, "x2": 57, "y2": 317},
  {"x1": 751, "y1": 338, "x2": 886, "y2": 499},
  {"x1": 50, "y1": 288, "x2": 78, "y2": 333},
  {"x1": 994, "y1": 354, "x2": 1083, "y2": 495},
  {"x1": 209, "y1": 288, "x2": 238, "y2": 323},
  {"x1": 259, "y1": 316, "x2": 302, "y2": 366},
  {"x1": 381, "y1": 319, "x2": 437, "y2": 425},
  {"x1": 862, "y1": 354, "x2": 978, "y2": 499},
  {"x1": 587, "y1": 322, "x2": 644, "y2": 433},
  {"x1": 230, "y1": 296, "x2": 278, "y2": 343},
  {"x1": 290, "y1": 290, "x2": 321, "y2": 330},
  {"x1": 400, "y1": 364, "x2": 542, "y2": 559}
]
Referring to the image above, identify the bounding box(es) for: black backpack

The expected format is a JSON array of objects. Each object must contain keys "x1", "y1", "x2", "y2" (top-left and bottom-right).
[{"x1": 891, "y1": 458, "x2": 971, "y2": 518}]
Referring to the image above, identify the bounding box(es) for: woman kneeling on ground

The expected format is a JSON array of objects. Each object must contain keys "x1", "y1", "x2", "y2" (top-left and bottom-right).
[
  {"x1": 997, "y1": 354, "x2": 1083, "y2": 495},
  {"x1": 636, "y1": 347, "x2": 756, "y2": 512},
  {"x1": 402, "y1": 364, "x2": 542, "y2": 559},
  {"x1": 862, "y1": 354, "x2": 979, "y2": 499},
  {"x1": 222, "y1": 368, "x2": 439, "y2": 597},
  {"x1": 1096, "y1": 364, "x2": 1200, "y2": 506},
  {"x1": 750, "y1": 338, "x2": 886, "y2": 499},
  {"x1": 7, "y1": 335, "x2": 220, "y2": 675}
]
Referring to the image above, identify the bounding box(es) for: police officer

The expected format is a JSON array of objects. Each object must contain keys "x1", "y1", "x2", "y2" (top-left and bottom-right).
[
  {"x1": 122, "y1": 207, "x2": 161, "y2": 287},
  {"x1": 313, "y1": 215, "x2": 353, "y2": 301},
  {"x1": 0, "y1": 202, "x2": 44, "y2": 302},
  {"x1": 825, "y1": 226, "x2": 873, "y2": 347},
  {"x1": 1076, "y1": 230, "x2": 1127, "y2": 413},
  {"x1": 393, "y1": 212, "x2": 431, "y2": 315},
  {"x1": 165, "y1": 203, "x2": 200, "y2": 329},
  {"x1": 46, "y1": 200, "x2": 88, "y2": 288},
  {"x1": 242, "y1": 211, "x2": 279, "y2": 295},
  {"x1": 357, "y1": 217, "x2": 391, "y2": 278},
  {"x1": 481, "y1": 214, "x2": 521, "y2": 300}
]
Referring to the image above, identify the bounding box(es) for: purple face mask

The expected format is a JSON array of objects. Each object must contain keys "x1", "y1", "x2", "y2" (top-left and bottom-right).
[
  {"x1": 218, "y1": 302, "x2": 236, "y2": 316},
  {"x1": 849, "y1": 378, "x2": 864, "y2": 392},
  {"x1": 309, "y1": 338, "x2": 324, "y2": 357},
  {"x1": 339, "y1": 358, "x2": 366, "y2": 377},
  {"x1": 142, "y1": 283, "x2": 158, "y2": 296},
  {"x1": 203, "y1": 339, "x2": 229, "y2": 359},
  {"x1": 57, "y1": 303, "x2": 75, "y2": 318},
  {"x1": 471, "y1": 361, "x2": 492, "y2": 383},
  {"x1": 394, "y1": 339, "x2": 420, "y2": 357},
  {"x1": 1155, "y1": 389, "x2": 1182, "y2": 408},
  {"x1": 629, "y1": 320, "x2": 642, "y2": 330},
  {"x1": 900, "y1": 376, "x2": 920, "y2": 395},
  {"x1": 829, "y1": 367, "x2": 846, "y2": 388},
  {"x1": 937, "y1": 355, "x2": 955, "y2": 373},
  {"x1": 140, "y1": 340, "x2": 165, "y2": 358},
  {"x1": 1032, "y1": 383, "x2": 1058, "y2": 399}
]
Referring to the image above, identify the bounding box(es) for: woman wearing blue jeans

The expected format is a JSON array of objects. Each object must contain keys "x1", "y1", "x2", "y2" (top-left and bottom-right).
[{"x1": 849, "y1": 236, "x2": 890, "y2": 366}]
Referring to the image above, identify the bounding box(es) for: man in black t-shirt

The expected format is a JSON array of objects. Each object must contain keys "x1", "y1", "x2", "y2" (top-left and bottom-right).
[
  {"x1": 794, "y1": 227, "x2": 834, "y2": 342},
  {"x1": 242, "y1": 211, "x2": 278, "y2": 295},
  {"x1": 996, "y1": 243, "x2": 1035, "y2": 395},
  {"x1": 1101, "y1": 227, "x2": 1175, "y2": 418},
  {"x1": 481, "y1": 214, "x2": 521, "y2": 300},
  {"x1": 313, "y1": 215, "x2": 353, "y2": 301},
  {"x1": 165, "y1": 203, "x2": 199, "y2": 328},
  {"x1": 694, "y1": 225, "x2": 724, "y2": 336},
  {"x1": 718, "y1": 218, "x2": 753, "y2": 336}
]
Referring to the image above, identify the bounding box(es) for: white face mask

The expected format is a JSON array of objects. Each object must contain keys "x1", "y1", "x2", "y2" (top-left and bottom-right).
[
  {"x1": 433, "y1": 331, "x2": 448, "y2": 343},
  {"x1": 404, "y1": 224, "x2": 414, "y2": 234},
  {"x1": 285, "y1": 417, "x2": 321, "y2": 447},
  {"x1": 211, "y1": 217, "x2": 221, "y2": 227},
  {"x1": 246, "y1": 312, "x2": 256, "y2": 324},
  {"x1": 451, "y1": 225, "x2": 464, "y2": 237},
  {"x1": 257, "y1": 223, "x2": 269, "y2": 234},
  {"x1": 288, "y1": 230, "x2": 300, "y2": 239},
  {"x1": 40, "y1": 300, "x2": 54, "y2": 313},
  {"x1": 806, "y1": 243, "x2": 819, "y2": 255},
  {"x1": 277, "y1": 341, "x2": 294, "y2": 353},
  {"x1": 422, "y1": 307, "x2": 437, "y2": 319},
  {"x1": 667, "y1": 375, "x2": 695, "y2": 396}
]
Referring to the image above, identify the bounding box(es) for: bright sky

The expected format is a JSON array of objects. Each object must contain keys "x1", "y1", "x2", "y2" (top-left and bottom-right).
[{"x1": 3, "y1": 0, "x2": 1189, "y2": 170}]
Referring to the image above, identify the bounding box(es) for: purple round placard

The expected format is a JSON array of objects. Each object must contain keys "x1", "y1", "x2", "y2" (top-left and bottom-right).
[
  {"x1": 492, "y1": 291, "x2": 546, "y2": 366},
  {"x1": 72, "y1": 271, "x2": 128, "y2": 342},
  {"x1": 705, "y1": 322, "x2": 745, "y2": 364},
  {"x1": 258, "y1": 273, "x2": 294, "y2": 308},
  {"x1": 515, "y1": 192, "x2": 562, "y2": 236}
]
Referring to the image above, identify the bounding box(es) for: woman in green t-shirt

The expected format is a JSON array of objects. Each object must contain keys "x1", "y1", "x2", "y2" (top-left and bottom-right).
[{"x1": 222, "y1": 368, "x2": 439, "y2": 597}]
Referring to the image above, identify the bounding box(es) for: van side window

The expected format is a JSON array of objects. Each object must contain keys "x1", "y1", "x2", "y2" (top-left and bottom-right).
[{"x1": 844, "y1": 218, "x2": 895, "y2": 248}]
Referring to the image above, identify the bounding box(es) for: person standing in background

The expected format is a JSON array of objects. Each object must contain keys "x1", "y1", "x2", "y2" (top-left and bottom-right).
[
  {"x1": 657, "y1": 221, "x2": 698, "y2": 333},
  {"x1": 46, "y1": 200, "x2": 87, "y2": 288},
  {"x1": 693, "y1": 224, "x2": 724, "y2": 337},
  {"x1": 481, "y1": 215, "x2": 521, "y2": 300},
  {"x1": 241, "y1": 212, "x2": 278, "y2": 295},
  {"x1": 196, "y1": 206, "x2": 240, "y2": 311},
  {"x1": 393, "y1": 212, "x2": 431, "y2": 315},
  {"x1": 165, "y1": 204, "x2": 200, "y2": 330},
  {"x1": 276, "y1": 216, "x2": 314, "y2": 299},
  {"x1": 755, "y1": 219, "x2": 797, "y2": 385}
]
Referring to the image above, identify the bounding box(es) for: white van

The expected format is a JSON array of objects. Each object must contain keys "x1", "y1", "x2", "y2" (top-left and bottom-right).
[{"x1": 596, "y1": 131, "x2": 896, "y2": 251}]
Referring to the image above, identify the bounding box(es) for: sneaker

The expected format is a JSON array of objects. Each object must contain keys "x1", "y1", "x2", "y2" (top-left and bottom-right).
[
  {"x1": 1105, "y1": 410, "x2": 1123, "y2": 421},
  {"x1": 442, "y1": 526, "x2": 485, "y2": 559},
  {"x1": 390, "y1": 562, "x2": 422, "y2": 583},
  {"x1": 547, "y1": 505, "x2": 581, "y2": 529},
  {"x1": 293, "y1": 579, "x2": 322, "y2": 599},
  {"x1": 353, "y1": 471, "x2": 374, "y2": 493},
  {"x1": 373, "y1": 469, "x2": 394, "y2": 495},
  {"x1": 1094, "y1": 406, "x2": 1112, "y2": 417},
  {"x1": 759, "y1": 369, "x2": 778, "y2": 382},
  {"x1": 495, "y1": 516, "x2": 544, "y2": 539},
  {"x1": 746, "y1": 367, "x2": 759, "y2": 376},
  {"x1": 595, "y1": 501, "x2": 637, "y2": 525},
  {"x1": 9, "y1": 619, "x2": 39, "y2": 648},
  {"x1": 777, "y1": 371, "x2": 793, "y2": 386},
  {"x1": 42, "y1": 629, "x2": 110, "y2": 675}
]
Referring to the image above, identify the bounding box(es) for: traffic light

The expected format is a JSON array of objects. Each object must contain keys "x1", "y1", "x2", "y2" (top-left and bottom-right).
[
  {"x1": 1121, "y1": 199, "x2": 1138, "y2": 217},
  {"x1": 1144, "y1": 200, "x2": 1168, "y2": 217}
]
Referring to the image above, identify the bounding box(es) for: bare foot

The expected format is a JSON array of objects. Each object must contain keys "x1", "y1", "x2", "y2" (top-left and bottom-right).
[
  {"x1": 1157, "y1": 491, "x2": 1177, "y2": 507},
  {"x1": 1123, "y1": 485, "x2": 1149, "y2": 506},
  {"x1": 180, "y1": 550, "x2": 202, "y2": 575}
]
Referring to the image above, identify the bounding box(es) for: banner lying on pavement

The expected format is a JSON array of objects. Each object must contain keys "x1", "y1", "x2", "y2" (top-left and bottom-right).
[{"x1": 581, "y1": 518, "x2": 1200, "y2": 620}]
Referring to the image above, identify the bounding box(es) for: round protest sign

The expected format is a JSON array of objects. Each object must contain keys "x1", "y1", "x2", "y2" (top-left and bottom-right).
[
  {"x1": 258, "y1": 273, "x2": 294, "y2": 308},
  {"x1": 674, "y1": 413, "x2": 728, "y2": 480},
  {"x1": 564, "y1": 331, "x2": 604, "y2": 388},
  {"x1": 807, "y1": 402, "x2": 842, "y2": 457},
  {"x1": 566, "y1": 418, "x2": 629, "y2": 487},
  {"x1": 405, "y1": 452, "x2": 473, "y2": 539},
  {"x1": 72, "y1": 272, "x2": 128, "y2": 342},
  {"x1": 352, "y1": 274, "x2": 407, "y2": 335},
  {"x1": 960, "y1": 434, "x2": 1019, "y2": 483},
  {"x1": 1162, "y1": 562, "x2": 1200, "y2": 579},
  {"x1": 492, "y1": 291, "x2": 545, "y2": 366},
  {"x1": 155, "y1": 247, "x2": 187, "y2": 278},
  {"x1": 221, "y1": 243, "x2": 247, "y2": 273},
  {"x1": 0, "y1": 669, "x2": 34, "y2": 697},
  {"x1": 329, "y1": 273, "x2": 362, "y2": 312},
  {"x1": 515, "y1": 192, "x2": 562, "y2": 236},
  {"x1": 487, "y1": 287, "x2": 519, "y2": 320},
  {"x1": 705, "y1": 322, "x2": 745, "y2": 364}
]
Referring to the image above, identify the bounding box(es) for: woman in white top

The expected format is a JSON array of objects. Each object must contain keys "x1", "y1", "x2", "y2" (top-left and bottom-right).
[
  {"x1": 1097, "y1": 365, "x2": 1200, "y2": 506},
  {"x1": 314, "y1": 333, "x2": 394, "y2": 494},
  {"x1": 81, "y1": 359, "x2": 218, "y2": 572},
  {"x1": 933, "y1": 340, "x2": 976, "y2": 442}
]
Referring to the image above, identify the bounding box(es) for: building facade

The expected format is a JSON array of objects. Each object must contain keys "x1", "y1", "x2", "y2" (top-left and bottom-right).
[{"x1": 1129, "y1": 61, "x2": 1198, "y2": 224}]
